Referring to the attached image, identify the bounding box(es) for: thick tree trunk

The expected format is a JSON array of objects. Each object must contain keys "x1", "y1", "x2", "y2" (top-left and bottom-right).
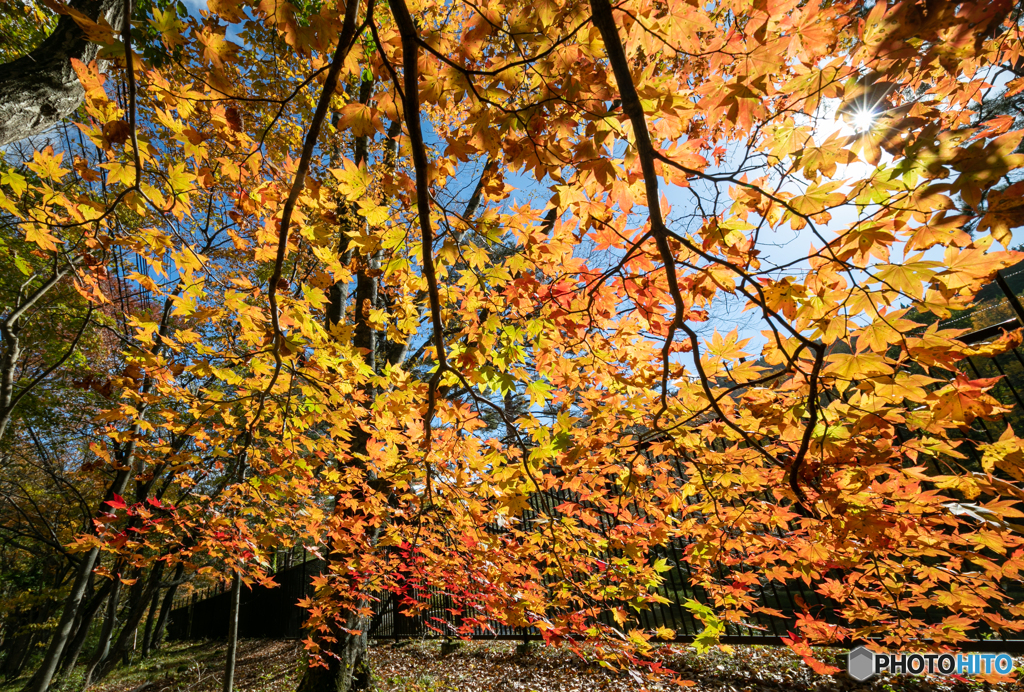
[
  {"x1": 295, "y1": 499, "x2": 380, "y2": 692},
  {"x1": 223, "y1": 571, "x2": 241, "y2": 692},
  {"x1": 297, "y1": 434, "x2": 382, "y2": 692},
  {"x1": 296, "y1": 625, "x2": 371, "y2": 692},
  {"x1": 296, "y1": 423, "x2": 381, "y2": 692},
  {"x1": 300, "y1": 171, "x2": 382, "y2": 692},
  {"x1": 58, "y1": 582, "x2": 90, "y2": 670},
  {"x1": 0, "y1": 0, "x2": 124, "y2": 147}
]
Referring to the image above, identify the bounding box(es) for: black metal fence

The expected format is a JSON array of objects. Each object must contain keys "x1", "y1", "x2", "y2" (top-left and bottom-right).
[
  {"x1": 168, "y1": 552, "x2": 313, "y2": 641},
  {"x1": 168, "y1": 268, "x2": 1024, "y2": 652}
]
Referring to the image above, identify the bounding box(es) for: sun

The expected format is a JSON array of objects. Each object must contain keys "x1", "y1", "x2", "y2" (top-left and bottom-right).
[{"x1": 848, "y1": 108, "x2": 877, "y2": 133}]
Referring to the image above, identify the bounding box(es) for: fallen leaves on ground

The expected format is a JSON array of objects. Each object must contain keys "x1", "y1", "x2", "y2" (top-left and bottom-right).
[
  {"x1": 49, "y1": 639, "x2": 1024, "y2": 692},
  {"x1": 369, "y1": 641, "x2": 1024, "y2": 692}
]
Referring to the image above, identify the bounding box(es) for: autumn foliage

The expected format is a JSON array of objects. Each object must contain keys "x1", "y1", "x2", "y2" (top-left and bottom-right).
[{"x1": 3, "y1": 0, "x2": 1024, "y2": 687}]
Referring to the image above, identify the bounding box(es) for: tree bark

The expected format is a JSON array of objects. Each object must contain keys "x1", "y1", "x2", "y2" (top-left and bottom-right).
[
  {"x1": 296, "y1": 623, "x2": 371, "y2": 692},
  {"x1": 0, "y1": 0, "x2": 124, "y2": 147},
  {"x1": 150, "y1": 563, "x2": 185, "y2": 651},
  {"x1": 223, "y1": 571, "x2": 241, "y2": 692},
  {"x1": 81, "y1": 571, "x2": 123, "y2": 687},
  {"x1": 94, "y1": 562, "x2": 164, "y2": 682},
  {"x1": 56, "y1": 578, "x2": 113, "y2": 679},
  {"x1": 300, "y1": 278, "x2": 378, "y2": 692},
  {"x1": 298, "y1": 225, "x2": 381, "y2": 692},
  {"x1": 140, "y1": 578, "x2": 160, "y2": 659},
  {"x1": 295, "y1": 517, "x2": 378, "y2": 692},
  {"x1": 23, "y1": 542, "x2": 105, "y2": 692}
]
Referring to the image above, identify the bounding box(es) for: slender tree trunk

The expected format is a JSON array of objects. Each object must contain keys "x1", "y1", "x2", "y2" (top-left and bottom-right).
[
  {"x1": 56, "y1": 579, "x2": 113, "y2": 679},
  {"x1": 94, "y1": 563, "x2": 164, "y2": 682},
  {"x1": 28, "y1": 278, "x2": 177, "y2": 692},
  {"x1": 27, "y1": 463, "x2": 133, "y2": 692},
  {"x1": 2, "y1": 624, "x2": 34, "y2": 680},
  {"x1": 23, "y1": 546, "x2": 101, "y2": 692},
  {"x1": 223, "y1": 571, "x2": 241, "y2": 692},
  {"x1": 82, "y1": 572, "x2": 123, "y2": 688},
  {"x1": 140, "y1": 580, "x2": 160, "y2": 659},
  {"x1": 150, "y1": 563, "x2": 185, "y2": 651}
]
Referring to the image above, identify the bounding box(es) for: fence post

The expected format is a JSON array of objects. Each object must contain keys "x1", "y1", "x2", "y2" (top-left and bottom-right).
[{"x1": 187, "y1": 592, "x2": 196, "y2": 639}]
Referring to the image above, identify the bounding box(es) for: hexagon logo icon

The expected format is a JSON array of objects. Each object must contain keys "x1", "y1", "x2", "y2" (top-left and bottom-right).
[{"x1": 848, "y1": 646, "x2": 876, "y2": 681}]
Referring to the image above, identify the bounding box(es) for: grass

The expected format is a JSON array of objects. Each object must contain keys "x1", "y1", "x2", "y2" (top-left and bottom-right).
[{"x1": 1, "y1": 640, "x2": 302, "y2": 692}]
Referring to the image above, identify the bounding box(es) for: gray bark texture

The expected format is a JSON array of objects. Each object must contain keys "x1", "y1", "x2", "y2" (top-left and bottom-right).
[
  {"x1": 223, "y1": 571, "x2": 241, "y2": 692},
  {"x1": 295, "y1": 604, "x2": 373, "y2": 692},
  {"x1": 56, "y1": 579, "x2": 112, "y2": 678},
  {"x1": 0, "y1": 0, "x2": 123, "y2": 147},
  {"x1": 149, "y1": 563, "x2": 185, "y2": 652},
  {"x1": 23, "y1": 546, "x2": 101, "y2": 692},
  {"x1": 26, "y1": 471, "x2": 131, "y2": 692}
]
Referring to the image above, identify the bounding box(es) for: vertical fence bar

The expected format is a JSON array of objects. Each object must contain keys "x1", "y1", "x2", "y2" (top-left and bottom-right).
[{"x1": 996, "y1": 270, "x2": 1024, "y2": 325}]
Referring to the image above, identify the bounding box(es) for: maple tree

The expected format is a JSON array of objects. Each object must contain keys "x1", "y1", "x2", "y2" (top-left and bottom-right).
[{"x1": 3, "y1": 0, "x2": 1024, "y2": 689}]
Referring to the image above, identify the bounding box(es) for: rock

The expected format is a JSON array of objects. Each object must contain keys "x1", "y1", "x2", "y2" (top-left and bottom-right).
[{"x1": 441, "y1": 640, "x2": 463, "y2": 656}]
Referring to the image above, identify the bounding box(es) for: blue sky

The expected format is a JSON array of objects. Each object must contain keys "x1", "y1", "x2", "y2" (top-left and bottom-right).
[{"x1": 164, "y1": 2, "x2": 1021, "y2": 359}]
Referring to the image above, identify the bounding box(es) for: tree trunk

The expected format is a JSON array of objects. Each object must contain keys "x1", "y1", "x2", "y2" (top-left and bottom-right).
[
  {"x1": 140, "y1": 579, "x2": 160, "y2": 659},
  {"x1": 150, "y1": 563, "x2": 185, "y2": 651},
  {"x1": 58, "y1": 581, "x2": 91, "y2": 671},
  {"x1": 0, "y1": 0, "x2": 124, "y2": 147},
  {"x1": 94, "y1": 563, "x2": 164, "y2": 682},
  {"x1": 297, "y1": 439, "x2": 382, "y2": 692},
  {"x1": 2, "y1": 628, "x2": 34, "y2": 680},
  {"x1": 223, "y1": 571, "x2": 241, "y2": 692},
  {"x1": 23, "y1": 546, "x2": 101, "y2": 692},
  {"x1": 27, "y1": 464, "x2": 133, "y2": 692},
  {"x1": 82, "y1": 572, "x2": 122, "y2": 688},
  {"x1": 295, "y1": 426, "x2": 381, "y2": 692},
  {"x1": 296, "y1": 625, "x2": 371, "y2": 692},
  {"x1": 56, "y1": 579, "x2": 113, "y2": 679}
]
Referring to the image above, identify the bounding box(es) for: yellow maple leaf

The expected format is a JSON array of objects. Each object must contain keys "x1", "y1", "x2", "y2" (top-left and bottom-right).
[
  {"x1": 24, "y1": 224, "x2": 61, "y2": 252},
  {"x1": 980, "y1": 426, "x2": 1024, "y2": 482}
]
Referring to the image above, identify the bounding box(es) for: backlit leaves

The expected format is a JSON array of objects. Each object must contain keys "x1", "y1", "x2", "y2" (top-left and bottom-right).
[{"x1": 3, "y1": 0, "x2": 1024, "y2": 676}]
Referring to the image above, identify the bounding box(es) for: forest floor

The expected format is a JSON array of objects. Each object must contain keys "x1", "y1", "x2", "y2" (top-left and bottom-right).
[{"x1": 8, "y1": 639, "x2": 1024, "y2": 692}]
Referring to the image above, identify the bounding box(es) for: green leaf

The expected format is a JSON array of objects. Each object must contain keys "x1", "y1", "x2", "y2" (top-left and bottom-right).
[{"x1": 13, "y1": 253, "x2": 32, "y2": 276}]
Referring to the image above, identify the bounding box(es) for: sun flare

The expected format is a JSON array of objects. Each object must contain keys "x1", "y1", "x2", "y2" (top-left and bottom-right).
[{"x1": 849, "y1": 108, "x2": 877, "y2": 133}]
